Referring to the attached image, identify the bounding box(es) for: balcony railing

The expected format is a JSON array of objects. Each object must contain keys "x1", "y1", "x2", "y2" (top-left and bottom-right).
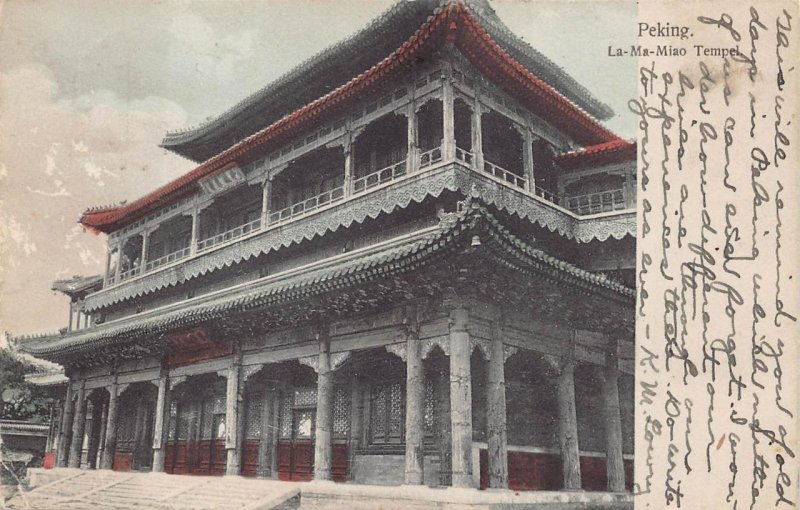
[
  {"x1": 353, "y1": 160, "x2": 407, "y2": 194},
  {"x1": 104, "y1": 143, "x2": 631, "y2": 289},
  {"x1": 268, "y1": 186, "x2": 345, "y2": 225},
  {"x1": 482, "y1": 160, "x2": 527, "y2": 190},
  {"x1": 118, "y1": 266, "x2": 142, "y2": 282},
  {"x1": 564, "y1": 188, "x2": 626, "y2": 215},
  {"x1": 145, "y1": 246, "x2": 191, "y2": 272},
  {"x1": 419, "y1": 146, "x2": 443, "y2": 169},
  {"x1": 197, "y1": 217, "x2": 262, "y2": 253},
  {"x1": 455, "y1": 147, "x2": 474, "y2": 165}
]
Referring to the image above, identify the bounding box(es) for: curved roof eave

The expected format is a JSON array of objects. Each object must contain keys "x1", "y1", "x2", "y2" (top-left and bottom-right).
[{"x1": 161, "y1": 0, "x2": 613, "y2": 162}]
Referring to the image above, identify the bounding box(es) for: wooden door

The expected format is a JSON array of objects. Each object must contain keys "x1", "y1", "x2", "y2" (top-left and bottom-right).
[{"x1": 278, "y1": 408, "x2": 315, "y2": 481}]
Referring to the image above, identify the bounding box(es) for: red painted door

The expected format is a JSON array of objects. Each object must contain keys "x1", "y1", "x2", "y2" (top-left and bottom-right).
[{"x1": 278, "y1": 409, "x2": 315, "y2": 481}]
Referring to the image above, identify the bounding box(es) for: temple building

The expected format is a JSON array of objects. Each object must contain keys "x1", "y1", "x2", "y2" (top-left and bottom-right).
[{"x1": 13, "y1": 0, "x2": 636, "y2": 495}]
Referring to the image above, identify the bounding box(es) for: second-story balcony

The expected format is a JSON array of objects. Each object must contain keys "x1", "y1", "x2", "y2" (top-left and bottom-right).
[{"x1": 100, "y1": 90, "x2": 635, "y2": 293}]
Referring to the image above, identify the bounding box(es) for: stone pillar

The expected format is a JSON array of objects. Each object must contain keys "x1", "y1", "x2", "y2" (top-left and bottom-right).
[
  {"x1": 406, "y1": 102, "x2": 419, "y2": 174},
  {"x1": 152, "y1": 374, "x2": 169, "y2": 472},
  {"x1": 100, "y1": 382, "x2": 120, "y2": 470},
  {"x1": 523, "y1": 129, "x2": 535, "y2": 192},
  {"x1": 314, "y1": 329, "x2": 334, "y2": 481},
  {"x1": 449, "y1": 307, "x2": 473, "y2": 488},
  {"x1": 471, "y1": 96, "x2": 484, "y2": 171},
  {"x1": 96, "y1": 402, "x2": 108, "y2": 468},
  {"x1": 603, "y1": 349, "x2": 625, "y2": 492},
  {"x1": 225, "y1": 351, "x2": 243, "y2": 476},
  {"x1": 555, "y1": 359, "x2": 582, "y2": 490},
  {"x1": 486, "y1": 321, "x2": 509, "y2": 489},
  {"x1": 56, "y1": 382, "x2": 75, "y2": 468},
  {"x1": 441, "y1": 70, "x2": 456, "y2": 161},
  {"x1": 67, "y1": 380, "x2": 87, "y2": 468},
  {"x1": 404, "y1": 309, "x2": 424, "y2": 485}
]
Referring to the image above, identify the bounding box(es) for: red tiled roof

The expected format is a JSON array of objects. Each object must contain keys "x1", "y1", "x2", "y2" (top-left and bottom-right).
[
  {"x1": 81, "y1": 2, "x2": 620, "y2": 233},
  {"x1": 554, "y1": 139, "x2": 636, "y2": 171}
]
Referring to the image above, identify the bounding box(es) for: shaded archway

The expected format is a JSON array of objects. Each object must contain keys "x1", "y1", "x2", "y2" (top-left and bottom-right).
[
  {"x1": 113, "y1": 382, "x2": 157, "y2": 471},
  {"x1": 146, "y1": 214, "x2": 193, "y2": 271},
  {"x1": 119, "y1": 234, "x2": 144, "y2": 281},
  {"x1": 352, "y1": 113, "x2": 408, "y2": 192},
  {"x1": 481, "y1": 111, "x2": 524, "y2": 186},
  {"x1": 270, "y1": 147, "x2": 345, "y2": 222},
  {"x1": 165, "y1": 373, "x2": 227, "y2": 476},
  {"x1": 84, "y1": 387, "x2": 110, "y2": 469},
  {"x1": 417, "y1": 99, "x2": 443, "y2": 167}
]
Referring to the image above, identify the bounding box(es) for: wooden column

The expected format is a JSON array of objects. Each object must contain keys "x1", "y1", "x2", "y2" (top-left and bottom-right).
[
  {"x1": 523, "y1": 129, "x2": 535, "y2": 192},
  {"x1": 435, "y1": 362, "x2": 451, "y2": 486},
  {"x1": 100, "y1": 382, "x2": 119, "y2": 469},
  {"x1": 96, "y1": 402, "x2": 108, "y2": 468},
  {"x1": 152, "y1": 374, "x2": 169, "y2": 472},
  {"x1": 343, "y1": 133, "x2": 354, "y2": 198},
  {"x1": 140, "y1": 230, "x2": 150, "y2": 271},
  {"x1": 604, "y1": 349, "x2": 625, "y2": 492},
  {"x1": 404, "y1": 309, "x2": 424, "y2": 485},
  {"x1": 449, "y1": 307, "x2": 473, "y2": 488},
  {"x1": 314, "y1": 329, "x2": 334, "y2": 481},
  {"x1": 258, "y1": 386, "x2": 273, "y2": 477},
  {"x1": 67, "y1": 380, "x2": 87, "y2": 468},
  {"x1": 486, "y1": 321, "x2": 509, "y2": 489},
  {"x1": 225, "y1": 348, "x2": 243, "y2": 476},
  {"x1": 83, "y1": 401, "x2": 96, "y2": 467},
  {"x1": 442, "y1": 70, "x2": 456, "y2": 161},
  {"x1": 189, "y1": 206, "x2": 200, "y2": 256},
  {"x1": 406, "y1": 102, "x2": 419, "y2": 174},
  {"x1": 261, "y1": 178, "x2": 273, "y2": 226},
  {"x1": 471, "y1": 95, "x2": 484, "y2": 171},
  {"x1": 56, "y1": 383, "x2": 75, "y2": 467},
  {"x1": 348, "y1": 376, "x2": 363, "y2": 480},
  {"x1": 269, "y1": 388, "x2": 281, "y2": 478},
  {"x1": 555, "y1": 359, "x2": 582, "y2": 490}
]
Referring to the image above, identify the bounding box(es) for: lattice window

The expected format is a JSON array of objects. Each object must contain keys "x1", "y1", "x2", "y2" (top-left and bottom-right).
[
  {"x1": 245, "y1": 393, "x2": 264, "y2": 439},
  {"x1": 294, "y1": 388, "x2": 316, "y2": 406},
  {"x1": 201, "y1": 399, "x2": 214, "y2": 439},
  {"x1": 424, "y1": 380, "x2": 435, "y2": 435},
  {"x1": 279, "y1": 393, "x2": 292, "y2": 438},
  {"x1": 176, "y1": 404, "x2": 192, "y2": 440},
  {"x1": 369, "y1": 380, "x2": 403, "y2": 444},
  {"x1": 116, "y1": 402, "x2": 137, "y2": 451},
  {"x1": 167, "y1": 400, "x2": 178, "y2": 440},
  {"x1": 333, "y1": 386, "x2": 350, "y2": 437},
  {"x1": 212, "y1": 393, "x2": 226, "y2": 414}
]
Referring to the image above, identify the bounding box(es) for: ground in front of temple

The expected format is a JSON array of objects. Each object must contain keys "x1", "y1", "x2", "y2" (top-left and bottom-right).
[{"x1": 5, "y1": 468, "x2": 632, "y2": 509}]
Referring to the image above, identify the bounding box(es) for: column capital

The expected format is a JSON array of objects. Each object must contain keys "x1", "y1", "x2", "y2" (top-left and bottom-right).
[{"x1": 448, "y1": 306, "x2": 469, "y2": 333}]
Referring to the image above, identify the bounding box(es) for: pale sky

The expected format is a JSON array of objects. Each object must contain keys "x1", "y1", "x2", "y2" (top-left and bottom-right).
[{"x1": 0, "y1": 0, "x2": 636, "y2": 336}]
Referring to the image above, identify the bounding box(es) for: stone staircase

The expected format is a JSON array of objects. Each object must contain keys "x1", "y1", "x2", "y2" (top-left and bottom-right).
[{"x1": 5, "y1": 470, "x2": 300, "y2": 510}]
